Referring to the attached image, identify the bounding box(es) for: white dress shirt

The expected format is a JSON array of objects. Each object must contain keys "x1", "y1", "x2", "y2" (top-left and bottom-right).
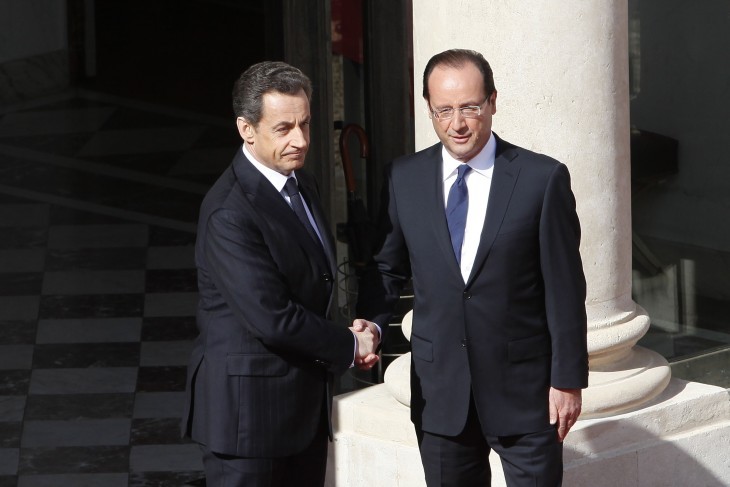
[
  {"x1": 242, "y1": 144, "x2": 324, "y2": 245},
  {"x1": 442, "y1": 132, "x2": 496, "y2": 282}
]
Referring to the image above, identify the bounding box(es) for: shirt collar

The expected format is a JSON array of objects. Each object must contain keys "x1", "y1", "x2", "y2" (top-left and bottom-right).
[
  {"x1": 242, "y1": 143, "x2": 295, "y2": 193},
  {"x1": 442, "y1": 131, "x2": 497, "y2": 181}
]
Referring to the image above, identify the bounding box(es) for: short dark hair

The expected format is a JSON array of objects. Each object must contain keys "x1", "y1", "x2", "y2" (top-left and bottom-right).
[
  {"x1": 232, "y1": 61, "x2": 313, "y2": 125},
  {"x1": 422, "y1": 49, "x2": 496, "y2": 102}
]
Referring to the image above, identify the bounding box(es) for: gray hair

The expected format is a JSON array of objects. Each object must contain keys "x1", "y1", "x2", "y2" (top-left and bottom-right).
[{"x1": 232, "y1": 61, "x2": 313, "y2": 125}]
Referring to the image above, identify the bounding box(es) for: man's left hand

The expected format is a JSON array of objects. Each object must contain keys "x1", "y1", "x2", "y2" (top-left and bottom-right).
[{"x1": 549, "y1": 387, "x2": 582, "y2": 442}]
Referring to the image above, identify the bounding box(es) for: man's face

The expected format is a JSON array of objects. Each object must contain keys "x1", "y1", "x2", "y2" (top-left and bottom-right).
[
  {"x1": 237, "y1": 89, "x2": 310, "y2": 175},
  {"x1": 426, "y1": 63, "x2": 496, "y2": 162}
]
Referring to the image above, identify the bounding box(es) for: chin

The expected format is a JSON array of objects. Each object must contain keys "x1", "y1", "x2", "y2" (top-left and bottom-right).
[{"x1": 448, "y1": 147, "x2": 475, "y2": 160}]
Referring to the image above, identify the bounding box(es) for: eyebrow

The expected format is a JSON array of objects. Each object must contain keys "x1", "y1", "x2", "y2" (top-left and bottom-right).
[
  {"x1": 434, "y1": 101, "x2": 481, "y2": 109},
  {"x1": 273, "y1": 116, "x2": 311, "y2": 127}
]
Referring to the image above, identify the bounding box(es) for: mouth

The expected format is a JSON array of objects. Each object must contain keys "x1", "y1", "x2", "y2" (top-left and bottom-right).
[{"x1": 450, "y1": 134, "x2": 471, "y2": 144}]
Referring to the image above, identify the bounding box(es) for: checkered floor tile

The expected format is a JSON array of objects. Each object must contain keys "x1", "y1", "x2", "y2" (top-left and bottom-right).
[{"x1": 0, "y1": 90, "x2": 240, "y2": 487}]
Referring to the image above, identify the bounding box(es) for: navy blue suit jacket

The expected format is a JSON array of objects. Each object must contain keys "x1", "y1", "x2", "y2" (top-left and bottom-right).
[
  {"x1": 182, "y1": 147, "x2": 354, "y2": 457},
  {"x1": 358, "y1": 134, "x2": 588, "y2": 437}
]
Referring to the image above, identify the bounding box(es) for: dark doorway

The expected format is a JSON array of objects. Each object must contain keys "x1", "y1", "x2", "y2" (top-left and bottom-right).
[{"x1": 69, "y1": 0, "x2": 284, "y2": 118}]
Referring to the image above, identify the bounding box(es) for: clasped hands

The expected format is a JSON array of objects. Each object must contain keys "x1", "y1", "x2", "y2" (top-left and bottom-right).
[{"x1": 350, "y1": 318, "x2": 380, "y2": 370}]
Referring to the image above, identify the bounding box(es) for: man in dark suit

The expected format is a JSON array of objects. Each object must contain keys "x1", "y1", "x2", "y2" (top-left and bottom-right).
[
  {"x1": 182, "y1": 61, "x2": 379, "y2": 487},
  {"x1": 357, "y1": 49, "x2": 588, "y2": 486}
]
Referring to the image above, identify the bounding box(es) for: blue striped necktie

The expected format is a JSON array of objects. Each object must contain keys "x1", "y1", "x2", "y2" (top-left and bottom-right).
[{"x1": 446, "y1": 164, "x2": 472, "y2": 264}]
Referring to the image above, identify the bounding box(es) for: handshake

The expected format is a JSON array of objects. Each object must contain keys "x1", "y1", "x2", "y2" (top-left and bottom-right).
[{"x1": 349, "y1": 318, "x2": 380, "y2": 371}]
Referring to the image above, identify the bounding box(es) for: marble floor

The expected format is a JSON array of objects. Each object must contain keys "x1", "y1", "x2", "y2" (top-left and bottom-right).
[{"x1": 0, "y1": 89, "x2": 240, "y2": 486}]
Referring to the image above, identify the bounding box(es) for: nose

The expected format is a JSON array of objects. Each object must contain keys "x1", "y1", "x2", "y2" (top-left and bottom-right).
[
  {"x1": 290, "y1": 125, "x2": 309, "y2": 149},
  {"x1": 450, "y1": 110, "x2": 468, "y2": 130}
]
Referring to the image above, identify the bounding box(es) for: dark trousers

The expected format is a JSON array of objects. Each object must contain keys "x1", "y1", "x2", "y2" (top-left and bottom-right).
[
  {"x1": 417, "y1": 398, "x2": 563, "y2": 487},
  {"x1": 200, "y1": 427, "x2": 328, "y2": 487}
]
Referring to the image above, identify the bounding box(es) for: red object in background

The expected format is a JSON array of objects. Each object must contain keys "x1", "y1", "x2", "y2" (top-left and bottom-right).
[{"x1": 331, "y1": 0, "x2": 363, "y2": 64}]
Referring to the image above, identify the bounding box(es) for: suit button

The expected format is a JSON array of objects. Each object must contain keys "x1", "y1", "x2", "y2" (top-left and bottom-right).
[
  {"x1": 463, "y1": 291, "x2": 471, "y2": 299},
  {"x1": 323, "y1": 273, "x2": 333, "y2": 282},
  {"x1": 461, "y1": 339, "x2": 467, "y2": 347}
]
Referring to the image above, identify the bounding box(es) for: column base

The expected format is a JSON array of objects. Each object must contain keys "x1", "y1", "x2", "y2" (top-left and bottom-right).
[
  {"x1": 326, "y1": 379, "x2": 730, "y2": 486},
  {"x1": 582, "y1": 345, "x2": 672, "y2": 418}
]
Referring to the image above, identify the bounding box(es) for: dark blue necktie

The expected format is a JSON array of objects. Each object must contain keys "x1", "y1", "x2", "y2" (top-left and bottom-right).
[
  {"x1": 284, "y1": 177, "x2": 322, "y2": 247},
  {"x1": 446, "y1": 164, "x2": 472, "y2": 265}
]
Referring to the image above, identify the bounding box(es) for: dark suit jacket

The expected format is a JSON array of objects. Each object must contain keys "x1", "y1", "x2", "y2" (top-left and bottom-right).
[
  {"x1": 182, "y1": 147, "x2": 355, "y2": 457},
  {"x1": 357, "y1": 134, "x2": 588, "y2": 437}
]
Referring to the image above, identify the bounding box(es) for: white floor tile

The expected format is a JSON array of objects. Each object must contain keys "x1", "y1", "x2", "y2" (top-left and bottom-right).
[
  {"x1": 133, "y1": 392, "x2": 185, "y2": 419},
  {"x1": 0, "y1": 345, "x2": 34, "y2": 369},
  {"x1": 129, "y1": 444, "x2": 203, "y2": 472},
  {"x1": 140, "y1": 341, "x2": 193, "y2": 367},
  {"x1": 41, "y1": 270, "x2": 145, "y2": 295},
  {"x1": 21, "y1": 419, "x2": 131, "y2": 447},
  {"x1": 29, "y1": 368, "x2": 138, "y2": 394}
]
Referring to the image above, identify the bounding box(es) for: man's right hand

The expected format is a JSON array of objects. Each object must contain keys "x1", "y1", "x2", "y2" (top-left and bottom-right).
[{"x1": 350, "y1": 319, "x2": 380, "y2": 370}]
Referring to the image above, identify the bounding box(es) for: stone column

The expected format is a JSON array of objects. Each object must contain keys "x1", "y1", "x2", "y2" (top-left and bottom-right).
[{"x1": 406, "y1": 0, "x2": 671, "y2": 417}]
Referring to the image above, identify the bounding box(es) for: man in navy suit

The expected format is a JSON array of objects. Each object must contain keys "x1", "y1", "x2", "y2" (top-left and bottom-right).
[
  {"x1": 182, "y1": 61, "x2": 379, "y2": 487},
  {"x1": 357, "y1": 49, "x2": 588, "y2": 486}
]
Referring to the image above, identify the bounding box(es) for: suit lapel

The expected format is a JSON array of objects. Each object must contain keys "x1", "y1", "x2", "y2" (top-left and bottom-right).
[
  {"x1": 421, "y1": 145, "x2": 465, "y2": 283},
  {"x1": 298, "y1": 177, "x2": 337, "y2": 274},
  {"x1": 466, "y1": 136, "x2": 520, "y2": 286},
  {"x1": 231, "y1": 149, "x2": 331, "y2": 272}
]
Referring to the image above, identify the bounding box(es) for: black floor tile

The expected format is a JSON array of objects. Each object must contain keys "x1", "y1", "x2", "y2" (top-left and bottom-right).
[
  {"x1": 145, "y1": 269, "x2": 198, "y2": 293},
  {"x1": 46, "y1": 247, "x2": 147, "y2": 271},
  {"x1": 39, "y1": 294, "x2": 144, "y2": 319},
  {"x1": 0, "y1": 476, "x2": 17, "y2": 487},
  {"x1": 131, "y1": 418, "x2": 188, "y2": 445},
  {"x1": 0, "y1": 227, "x2": 47, "y2": 249},
  {"x1": 117, "y1": 187, "x2": 201, "y2": 223},
  {"x1": 32, "y1": 343, "x2": 141, "y2": 368},
  {"x1": 24, "y1": 393, "x2": 135, "y2": 420},
  {"x1": 0, "y1": 370, "x2": 31, "y2": 395},
  {"x1": 18, "y1": 446, "x2": 130, "y2": 474},
  {"x1": 149, "y1": 226, "x2": 196, "y2": 246},
  {"x1": 0, "y1": 320, "x2": 37, "y2": 344},
  {"x1": 0, "y1": 421, "x2": 21, "y2": 448},
  {"x1": 142, "y1": 317, "x2": 198, "y2": 341},
  {"x1": 0, "y1": 272, "x2": 43, "y2": 295},
  {"x1": 129, "y1": 471, "x2": 206, "y2": 487},
  {"x1": 136, "y1": 366, "x2": 187, "y2": 392}
]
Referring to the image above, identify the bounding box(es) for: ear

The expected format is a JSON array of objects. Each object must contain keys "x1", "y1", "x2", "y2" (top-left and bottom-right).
[
  {"x1": 236, "y1": 117, "x2": 255, "y2": 143},
  {"x1": 488, "y1": 91, "x2": 497, "y2": 115}
]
